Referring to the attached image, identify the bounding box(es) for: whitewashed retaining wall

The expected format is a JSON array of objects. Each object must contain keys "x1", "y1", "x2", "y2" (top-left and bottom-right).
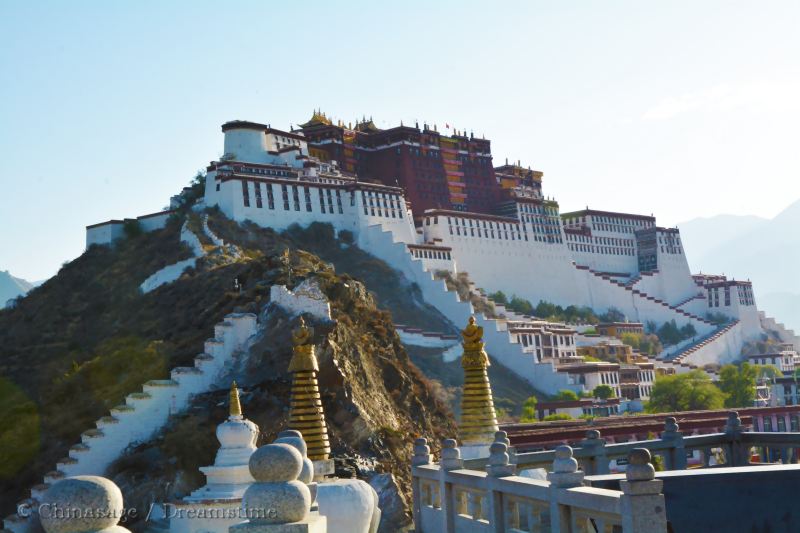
[
  {"x1": 270, "y1": 279, "x2": 331, "y2": 321},
  {"x1": 85, "y1": 210, "x2": 176, "y2": 248},
  {"x1": 683, "y1": 321, "x2": 745, "y2": 366},
  {"x1": 357, "y1": 224, "x2": 581, "y2": 394},
  {"x1": 139, "y1": 222, "x2": 204, "y2": 294},
  {"x1": 396, "y1": 328, "x2": 459, "y2": 349},
  {"x1": 5, "y1": 313, "x2": 258, "y2": 532},
  {"x1": 760, "y1": 312, "x2": 800, "y2": 351}
]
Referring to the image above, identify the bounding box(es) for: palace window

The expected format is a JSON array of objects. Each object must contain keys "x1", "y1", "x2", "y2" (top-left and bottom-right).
[
  {"x1": 292, "y1": 186, "x2": 300, "y2": 211},
  {"x1": 266, "y1": 184, "x2": 274, "y2": 209},
  {"x1": 325, "y1": 189, "x2": 334, "y2": 214},
  {"x1": 281, "y1": 184, "x2": 289, "y2": 210},
  {"x1": 242, "y1": 181, "x2": 250, "y2": 207},
  {"x1": 254, "y1": 182, "x2": 263, "y2": 208}
]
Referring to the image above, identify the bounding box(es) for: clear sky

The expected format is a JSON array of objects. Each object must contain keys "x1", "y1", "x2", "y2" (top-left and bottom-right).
[{"x1": 2, "y1": 1, "x2": 799, "y2": 281}]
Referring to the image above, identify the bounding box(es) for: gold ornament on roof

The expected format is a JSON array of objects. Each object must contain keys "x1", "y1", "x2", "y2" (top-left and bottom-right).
[{"x1": 229, "y1": 381, "x2": 242, "y2": 417}]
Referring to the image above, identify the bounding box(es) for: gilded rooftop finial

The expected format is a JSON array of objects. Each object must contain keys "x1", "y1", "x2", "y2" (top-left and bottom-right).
[
  {"x1": 287, "y1": 316, "x2": 330, "y2": 461},
  {"x1": 458, "y1": 316, "x2": 499, "y2": 445},
  {"x1": 229, "y1": 381, "x2": 242, "y2": 418}
]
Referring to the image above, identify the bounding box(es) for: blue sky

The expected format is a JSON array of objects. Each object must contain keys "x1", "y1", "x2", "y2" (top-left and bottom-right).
[{"x1": 2, "y1": 1, "x2": 799, "y2": 280}]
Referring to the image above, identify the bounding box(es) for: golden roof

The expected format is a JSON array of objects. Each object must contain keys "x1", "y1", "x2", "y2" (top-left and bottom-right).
[{"x1": 300, "y1": 109, "x2": 333, "y2": 128}]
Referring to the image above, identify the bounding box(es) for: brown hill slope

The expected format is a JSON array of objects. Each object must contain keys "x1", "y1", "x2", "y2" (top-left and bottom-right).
[{"x1": 0, "y1": 213, "x2": 455, "y2": 523}]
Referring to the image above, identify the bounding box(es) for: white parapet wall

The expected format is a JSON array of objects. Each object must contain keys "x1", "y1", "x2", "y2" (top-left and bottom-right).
[
  {"x1": 357, "y1": 224, "x2": 581, "y2": 394},
  {"x1": 395, "y1": 326, "x2": 459, "y2": 348},
  {"x1": 139, "y1": 222, "x2": 204, "y2": 294},
  {"x1": 270, "y1": 279, "x2": 332, "y2": 321},
  {"x1": 760, "y1": 311, "x2": 800, "y2": 351},
  {"x1": 4, "y1": 313, "x2": 258, "y2": 533},
  {"x1": 682, "y1": 320, "x2": 745, "y2": 367},
  {"x1": 86, "y1": 210, "x2": 176, "y2": 249}
]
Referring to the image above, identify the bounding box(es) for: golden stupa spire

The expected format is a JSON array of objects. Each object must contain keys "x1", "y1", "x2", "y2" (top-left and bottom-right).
[
  {"x1": 288, "y1": 316, "x2": 331, "y2": 461},
  {"x1": 229, "y1": 381, "x2": 242, "y2": 417},
  {"x1": 458, "y1": 316, "x2": 499, "y2": 445}
]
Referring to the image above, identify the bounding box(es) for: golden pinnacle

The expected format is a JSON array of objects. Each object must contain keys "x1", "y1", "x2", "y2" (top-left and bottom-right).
[
  {"x1": 287, "y1": 316, "x2": 330, "y2": 461},
  {"x1": 458, "y1": 317, "x2": 499, "y2": 445},
  {"x1": 229, "y1": 381, "x2": 242, "y2": 417}
]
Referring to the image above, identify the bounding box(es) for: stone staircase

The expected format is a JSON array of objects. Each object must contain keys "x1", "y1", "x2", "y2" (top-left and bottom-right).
[
  {"x1": 674, "y1": 293, "x2": 705, "y2": 309},
  {"x1": 623, "y1": 269, "x2": 658, "y2": 288},
  {"x1": 661, "y1": 320, "x2": 741, "y2": 365},
  {"x1": 358, "y1": 223, "x2": 729, "y2": 391},
  {"x1": 576, "y1": 265, "x2": 714, "y2": 328},
  {"x1": 3, "y1": 313, "x2": 258, "y2": 533},
  {"x1": 140, "y1": 220, "x2": 205, "y2": 293},
  {"x1": 759, "y1": 311, "x2": 800, "y2": 351},
  {"x1": 356, "y1": 224, "x2": 580, "y2": 394}
]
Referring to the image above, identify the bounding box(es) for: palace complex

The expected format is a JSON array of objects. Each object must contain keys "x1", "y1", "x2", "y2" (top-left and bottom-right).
[
  {"x1": 13, "y1": 120, "x2": 800, "y2": 530},
  {"x1": 84, "y1": 112, "x2": 798, "y2": 403}
]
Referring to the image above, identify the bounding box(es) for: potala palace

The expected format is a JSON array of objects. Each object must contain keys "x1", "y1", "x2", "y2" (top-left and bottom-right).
[
  {"x1": 85, "y1": 112, "x2": 799, "y2": 404},
  {"x1": 9, "y1": 112, "x2": 800, "y2": 533}
]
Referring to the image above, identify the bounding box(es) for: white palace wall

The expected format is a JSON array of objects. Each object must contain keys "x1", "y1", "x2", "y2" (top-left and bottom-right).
[
  {"x1": 634, "y1": 252, "x2": 698, "y2": 306},
  {"x1": 85, "y1": 210, "x2": 176, "y2": 248},
  {"x1": 359, "y1": 224, "x2": 582, "y2": 394},
  {"x1": 208, "y1": 172, "x2": 417, "y2": 245}
]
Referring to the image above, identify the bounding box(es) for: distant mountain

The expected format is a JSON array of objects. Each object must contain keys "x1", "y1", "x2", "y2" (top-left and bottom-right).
[
  {"x1": 678, "y1": 199, "x2": 800, "y2": 332},
  {"x1": 0, "y1": 270, "x2": 36, "y2": 308}
]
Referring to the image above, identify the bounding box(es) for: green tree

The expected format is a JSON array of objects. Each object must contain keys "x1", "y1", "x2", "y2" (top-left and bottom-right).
[
  {"x1": 508, "y1": 295, "x2": 535, "y2": 316},
  {"x1": 123, "y1": 219, "x2": 143, "y2": 239},
  {"x1": 718, "y1": 362, "x2": 767, "y2": 408},
  {"x1": 542, "y1": 413, "x2": 573, "y2": 421},
  {"x1": 489, "y1": 291, "x2": 508, "y2": 305},
  {"x1": 599, "y1": 307, "x2": 625, "y2": 322},
  {"x1": 593, "y1": 384, "x2": 615, "y2": 399},
  {"x1": 755, "y1": 364, "x2": 782, "y2": 381},
  {"x1": 552, "y1": 389, "x2": 580, "y2": 402},
  {"x1": 520, "y1": 396, "x2": 538, "y2": 422},
  {"x1": 620, "y1": 332, "x2": 641, "y2": 350},
  {"x1": 646, "y1": 370, "x2": 725, "y2": 413}
]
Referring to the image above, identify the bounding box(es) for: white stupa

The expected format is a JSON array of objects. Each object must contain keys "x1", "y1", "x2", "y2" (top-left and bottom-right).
[{"x1": 169, "y1": 382, "x2": 259, "y2": 533}]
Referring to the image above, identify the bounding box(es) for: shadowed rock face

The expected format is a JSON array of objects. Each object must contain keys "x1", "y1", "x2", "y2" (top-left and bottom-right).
[{"x1": 0, "y1": 211, "x2": 456, "y2": 530}]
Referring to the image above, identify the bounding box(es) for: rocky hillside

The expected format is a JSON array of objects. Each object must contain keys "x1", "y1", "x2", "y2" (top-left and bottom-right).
[{"x1": 0, "y1": 211, "x2": 458, "y2": 530}]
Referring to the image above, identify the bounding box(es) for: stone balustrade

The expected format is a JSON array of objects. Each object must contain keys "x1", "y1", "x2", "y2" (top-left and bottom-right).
[
  {"x1": 412, "y1": 437, "x2": 667, "y2": 532},
  {"x1": 463, "y1": 412, "x2": 800, "y2": 474}
]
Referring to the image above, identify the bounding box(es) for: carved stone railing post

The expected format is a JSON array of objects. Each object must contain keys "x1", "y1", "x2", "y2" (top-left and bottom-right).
[
  {"x1": 439, "y1": 439, "x2": 462, "y2": 533},
  {"x1": 486, "y1": 441, "x2": 515, "y2": 533},
  {"x1": 494, "y1": 430, "x2": 516, "y2": 464},
  {"x1": 411, "y1": 437, "x2": 432, "y2": 531},
  {"x1": 660, "y1": 417, "x2": 687, "y2": 470},
  {"x1": 441, "y1": 438, "x2": 463, "y2": 471},
  {"x1": 580, "y1": 429, "x2": 609, "y2": 475},
  {"x1": 620, "y1": 448, "x2": 668, "y2": 533},
  {"x1": 724, "y1": 411, "x2": 749, "y2": 466},
  {"x1": 547, "y1": 445, "x2": 585, "y2": 532}
]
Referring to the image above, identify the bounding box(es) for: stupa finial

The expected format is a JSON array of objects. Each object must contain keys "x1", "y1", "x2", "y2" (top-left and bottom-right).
[
  {"x1": 230, "y1": 381, "x2": 242, "y2": 417},
  {"x1": 458, "y1": 316, "x2": 499, "y2": 445},
  {"x1": 287, "y1": 317, "x2": 330, "y2": 460}
]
